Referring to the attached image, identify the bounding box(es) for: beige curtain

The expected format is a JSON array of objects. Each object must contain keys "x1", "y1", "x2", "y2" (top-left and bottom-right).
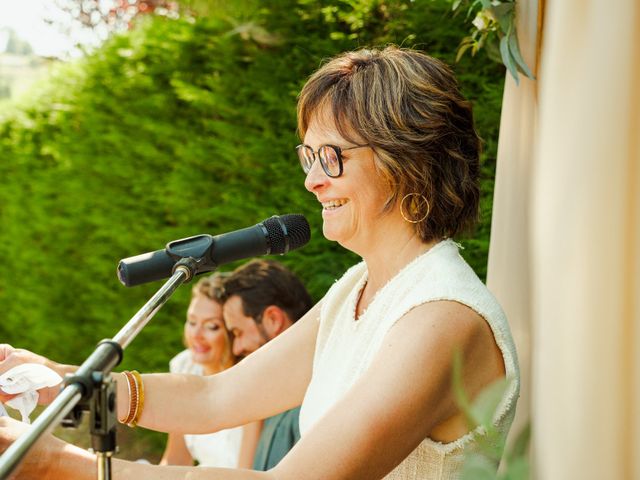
[
  {"x1": 486, "y1": 0, "x2": 541, "y2": 452},
  {"x1": 488, "y1": 0, "x2": 640, "y2": 478},
  {"x1": 531, "y1": 0, "x2": 640, "y2": 478}
]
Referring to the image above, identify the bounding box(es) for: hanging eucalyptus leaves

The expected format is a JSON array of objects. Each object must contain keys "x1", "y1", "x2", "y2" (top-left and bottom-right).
[{"x1": 450, "y1": 0, "x2": 535, "y2": 84}]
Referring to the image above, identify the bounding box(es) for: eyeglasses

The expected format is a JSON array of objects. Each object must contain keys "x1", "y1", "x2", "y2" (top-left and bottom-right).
[{"x1": 296, "y1": 143, "x2": 368, "y2": 178}]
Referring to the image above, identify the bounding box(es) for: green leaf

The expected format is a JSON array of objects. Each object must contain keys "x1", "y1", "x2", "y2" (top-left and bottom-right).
[
  {"x1": 508, "y1": 33, "x2": 535, "y2": 79},
  {"x1": 501, "y1": 456, "x2": 530, "y2": 480},
  {"x1": 453, "y1": 351, "x2": 510, "y2": 432},
  {"x1": 461, "y1": 453, "x2": 499, "y2": 480},
  {"x1": 505, "y1": 422, "x2": 531, "y2": 463},
  {"x1": 452, "y1": 0, "x2": 464, "y2": 11},
  {"x1": 491, "y1": 3, "x2": 514, "y2": 34},
  {"x1": 500, "y1": 34, "x2": 519, "y2": 84},
  {"x1": 452, "y1": 349, "x2": 476, "y2": 427},
  {"x1": 469, "y1": 377, "x2": 510, "y2": 427},
  {"x1": 456, "y1": 42, "x2": 475, "y2": 62},
  {"x1": 466, "y1": 0, "x2": 483, "y2": 20}
]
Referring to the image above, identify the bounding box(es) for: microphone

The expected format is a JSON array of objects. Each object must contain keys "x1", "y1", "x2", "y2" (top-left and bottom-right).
[{"x1": 117, "y1": 214, "x2": 310, "y2": 287}]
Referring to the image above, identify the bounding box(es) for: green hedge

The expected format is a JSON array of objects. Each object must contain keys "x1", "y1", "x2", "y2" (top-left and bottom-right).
[{"x1": 0, "y1": 0, "x2": 504, "y2": 458}]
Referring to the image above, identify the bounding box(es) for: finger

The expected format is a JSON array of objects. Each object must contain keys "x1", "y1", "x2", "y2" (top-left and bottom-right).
[
  {"x1": 0, "y1": 355, "x2": 20, "y2": 374},
  {"x1": 0, "y1": 390, "x2": 18, "y2": 403},
  {"x1": 0, "y1": 344, "x2": 15, "y2": 362}
]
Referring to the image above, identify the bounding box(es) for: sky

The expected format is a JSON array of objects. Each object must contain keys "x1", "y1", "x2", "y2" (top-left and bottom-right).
[{"x1": 0, "y1": 0, "x2": 98, "y2": 58}]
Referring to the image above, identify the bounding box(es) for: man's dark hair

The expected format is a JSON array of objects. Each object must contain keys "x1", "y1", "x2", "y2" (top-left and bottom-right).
[{"x1": 222, "y1": 259, "x2": 313, "y2": 323}]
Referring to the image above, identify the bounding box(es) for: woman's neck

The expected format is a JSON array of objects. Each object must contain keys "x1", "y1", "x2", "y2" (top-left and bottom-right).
[{"x1": 358, "y1": 224, "x2": 438, "y2": 295}]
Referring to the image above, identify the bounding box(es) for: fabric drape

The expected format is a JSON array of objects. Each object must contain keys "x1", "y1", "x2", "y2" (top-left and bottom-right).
[{"x1": 488, "y1": 0, "x2": 639, "y2": 478}]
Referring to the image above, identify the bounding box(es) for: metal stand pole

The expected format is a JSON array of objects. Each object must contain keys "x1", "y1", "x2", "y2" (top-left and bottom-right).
[
  {"x1": 0, "y1": 265, "x2": 193, "y2": 480},
  {"x1": 97, "y1": 452, "x2": 112, "y2": 480}
]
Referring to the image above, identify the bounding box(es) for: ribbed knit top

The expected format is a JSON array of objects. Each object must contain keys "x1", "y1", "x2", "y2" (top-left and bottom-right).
[{"x1": 299, "y1": 239, "x2": 520, "y2": 479}]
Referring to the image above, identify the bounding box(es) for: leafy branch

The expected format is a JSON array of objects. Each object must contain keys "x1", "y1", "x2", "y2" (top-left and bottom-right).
[
  {"x1": 452, "y1": 350, "x2": 530, "y2": 479},
  {"x1": 449, "y1": 0, "x2": 534, "y2": 84}
]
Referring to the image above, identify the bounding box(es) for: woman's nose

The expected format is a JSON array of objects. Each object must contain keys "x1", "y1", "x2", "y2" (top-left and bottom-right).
[
  {"x1": 192, "y1": 325, "x2": 205, "y2": 338},
  {"x1": 304, "y1": 157, "x2": 329, "y2": 192}
]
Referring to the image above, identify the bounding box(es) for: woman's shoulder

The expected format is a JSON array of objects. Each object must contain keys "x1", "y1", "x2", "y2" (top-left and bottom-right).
[{"x1": 394, "y1": 240, "x2": 502, "y2": 312}]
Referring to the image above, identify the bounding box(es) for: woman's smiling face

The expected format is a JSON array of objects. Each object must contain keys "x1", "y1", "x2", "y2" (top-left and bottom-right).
[
  {"x1": 303, "y1": 109, "x2": 394, "y2": 251},
  {"x1": 183, "y1": 294, "x2": 229, "y2": 374}
]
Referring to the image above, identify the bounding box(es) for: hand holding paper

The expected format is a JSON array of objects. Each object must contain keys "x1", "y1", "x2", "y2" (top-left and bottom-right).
[{"x1": 0, "y1": 364, "x2": 62, "y2": 423}]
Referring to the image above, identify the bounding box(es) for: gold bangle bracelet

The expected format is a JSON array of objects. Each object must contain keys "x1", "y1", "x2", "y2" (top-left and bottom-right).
[
  {"x1": 128, "y1": 370, "x2": 145, "y2": 428},
  {"x1": 119, "y1": 372, "x2": 132, "y2": 424},
  {"x1": 121, "y1": 371, "x2": 138, "y2": 426}
]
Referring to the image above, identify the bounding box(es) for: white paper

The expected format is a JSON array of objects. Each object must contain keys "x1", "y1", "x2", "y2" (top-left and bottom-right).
[{"x1": 0, "y1": 364, "x2": 62, "y2": 423}]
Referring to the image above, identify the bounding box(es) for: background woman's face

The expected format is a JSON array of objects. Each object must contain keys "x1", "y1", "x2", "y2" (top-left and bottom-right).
[
  {"x1": 184, "y1": 294, "x2": 229, "y2": 373},
  {"x1": 303, "y1": 111, "x2": 392, "y2": 251}
]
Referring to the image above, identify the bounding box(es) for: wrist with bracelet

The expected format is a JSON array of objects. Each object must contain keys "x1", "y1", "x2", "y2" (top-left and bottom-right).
[{"x1": 119, "y1": 370, "x2": 145, "y2": 427}]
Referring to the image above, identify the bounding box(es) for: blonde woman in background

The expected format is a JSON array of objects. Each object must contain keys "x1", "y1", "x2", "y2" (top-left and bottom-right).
[{"x1": 160, "y1": 273, "x2": 261, "y2": 467}]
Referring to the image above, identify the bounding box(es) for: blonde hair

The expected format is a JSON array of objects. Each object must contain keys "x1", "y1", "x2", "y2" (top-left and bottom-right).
[
  {"x1": 188, "y1": 273, "x2": 235, "y2": 371},
  {"x1": 297, "y1": 46, "x2": 481, "y2": 241}
]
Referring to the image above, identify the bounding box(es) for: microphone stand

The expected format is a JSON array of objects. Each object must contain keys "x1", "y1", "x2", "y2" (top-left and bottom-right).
[{"x1": 0, "y1": 259, "x2": 200, "y2": 480}]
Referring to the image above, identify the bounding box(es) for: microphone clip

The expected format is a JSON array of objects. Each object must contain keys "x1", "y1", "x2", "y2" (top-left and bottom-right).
[{"x1": 166, "y1": 234, "x2": 216, "y2": 283}]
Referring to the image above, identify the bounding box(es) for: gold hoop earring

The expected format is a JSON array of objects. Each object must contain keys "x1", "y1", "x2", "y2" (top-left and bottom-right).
[{"x1": 400, "y1": 193, "x2": 430, "y2": 224}]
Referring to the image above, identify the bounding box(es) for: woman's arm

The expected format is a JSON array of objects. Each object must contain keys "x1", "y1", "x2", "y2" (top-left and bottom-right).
[
  {"x1": 127, "y1": 301, "x2": 320, "y2": 434},
  {"x1": 0, "y1": 416, "x2": 275, "y2": 480},
  {"x1": 269, "y1": 300, "x2": 505, "y2": 480},
  {"x1": 0, "y1": 300, "x2": 503, "y2": 480},
  {"x1": 1, "y1": 302, "x2": 320, "y2": 435},
  {"x1": 159, "y1": 433, "x2": 193, "y2": 466},
  {"x1": 158, "y1": 421, "x2": 263, "y2": 467},
  {"x1": 237, "y1": 421, "x2": 263, "y2": 469}
]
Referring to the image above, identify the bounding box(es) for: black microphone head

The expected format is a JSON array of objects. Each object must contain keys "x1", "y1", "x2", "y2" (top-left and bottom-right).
[{"x1": 263, "y1": 214, "x2": 310, "y2": 254}]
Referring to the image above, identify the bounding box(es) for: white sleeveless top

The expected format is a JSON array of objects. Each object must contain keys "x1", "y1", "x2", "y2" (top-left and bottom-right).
[
  {"x1": 169, "y1": 350, "x2": 244, "y2": 467},
  {"x1": 299, "y1": 240, "x2": 520, "y2": 479}
]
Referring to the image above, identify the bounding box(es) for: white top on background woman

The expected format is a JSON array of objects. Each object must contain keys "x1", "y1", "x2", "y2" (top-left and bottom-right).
[
  {"x1": 166, "y1": 350, "x2": 244, "y2": 467},
  {"x1": 0, "y1": 46, "x2": 519, "y2": 480}
]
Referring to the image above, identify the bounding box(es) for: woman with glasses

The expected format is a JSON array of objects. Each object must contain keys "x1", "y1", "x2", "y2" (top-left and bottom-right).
[{"x1": 0, "y1": 46, "x2": 519, "y2": 480}]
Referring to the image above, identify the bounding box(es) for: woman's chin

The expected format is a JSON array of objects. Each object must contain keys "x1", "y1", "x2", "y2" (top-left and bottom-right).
[
  {"x1": 191, "y1": 352, "x2": 213, "y2": 364},
  {"x1": 322, "y1": 227, "x2": 357, "y2": 252},
  {"x1": 321, "y1": 216, "x2": 349, "y2": 242},
  {"x1": 321, "y1": 225, "x2": 342, "y2": 243}
]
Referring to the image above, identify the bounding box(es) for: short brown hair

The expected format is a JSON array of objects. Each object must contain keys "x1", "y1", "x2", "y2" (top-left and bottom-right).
[
  {"x1": 297, "y1": 46, "x2": 481, "y2": 241},
  {"x1": 221, "y1": 260, "x2": 313, "y2": 323}
]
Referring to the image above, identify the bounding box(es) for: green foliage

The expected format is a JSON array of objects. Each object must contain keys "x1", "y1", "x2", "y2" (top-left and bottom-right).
[
  {"x1": 453, "y1": 351, "x2": 530, "y2": 479},
  {"x1": 448, "y1": 0, "x2": 534, "y2": 85},
  {"x1": 0, "y1": 0, "x2": 505, "y2": 458}
]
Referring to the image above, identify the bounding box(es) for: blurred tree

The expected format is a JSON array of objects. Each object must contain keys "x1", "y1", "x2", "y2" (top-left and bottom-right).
[
  {"x1": 49, "y1": 0, "x2": 260, "y2": 40},
  {"x1": 2, "y1": 28, "x2": 34, "y2": 55},
  {"x1": 0, "y1": 78, "x2": 10, "y2": 98},
  {"x1": 49, "y1": 0, "x2": 180, "y2": 46}
]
